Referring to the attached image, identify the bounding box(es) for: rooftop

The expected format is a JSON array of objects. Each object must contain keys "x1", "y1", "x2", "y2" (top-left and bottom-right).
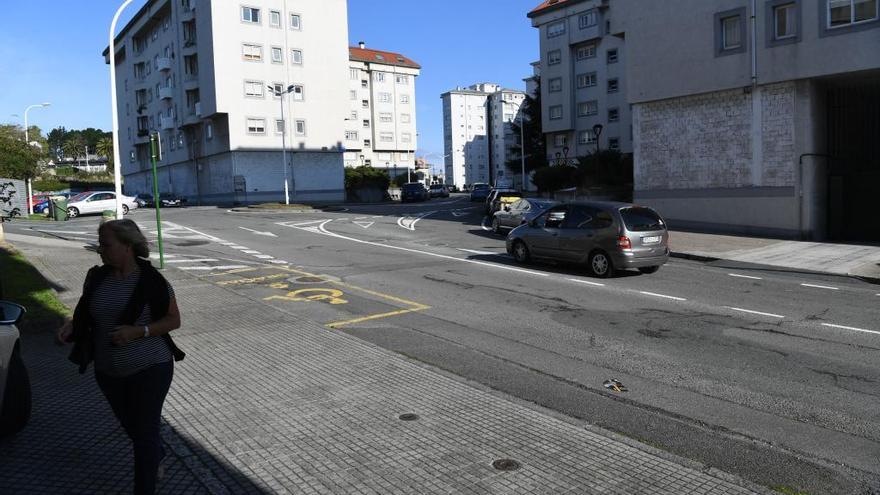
[
  {"x1": 528, "y1": 0, "x2": 585, "y2": 18},
  {"x1": 349, "y1": 46, "x2": 421, "y2": 69}
]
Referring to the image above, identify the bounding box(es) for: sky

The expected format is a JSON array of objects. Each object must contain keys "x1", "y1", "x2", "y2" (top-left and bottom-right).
[{"x1": 0, "y1": 0, "x2": 542, "y2": 159}]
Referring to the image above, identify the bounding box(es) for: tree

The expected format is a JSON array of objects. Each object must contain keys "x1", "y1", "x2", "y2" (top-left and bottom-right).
[
  {"x1": 96, "y1": 136, "x2": 115, "y2": 175},
  {"x1": 505, "y1": 77, "x2": 548, "y2": 179},
  {"x1": 0, "y1": 134, "x2": 40, "y2": 179},
  {"x1": 62, "y1": 135, "x2": 86, "y2": 162},
  {"x1": 47, "y1": 126, "x2": 67, "y2": 160},
  {"x1": 531, "y1": 165, "x2": 577, "y2": 193}
]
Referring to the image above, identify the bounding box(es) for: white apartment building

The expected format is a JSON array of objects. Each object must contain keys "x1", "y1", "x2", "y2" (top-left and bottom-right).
[
  {"x1": 104, "y1": 0, "x2": 350, "y2": 204},
  {"x1": 528, "y1": 0, "x2": 632, "y2": 158},
  {"x1": 441, "y1": 83, "x2": 526, "y2": 189},
  {"x1": 343, "y1": 43, "x2": 420, "y2": 180},
  {"x1": 488, "y1": 90, "x2": 527, "y2": 188}
]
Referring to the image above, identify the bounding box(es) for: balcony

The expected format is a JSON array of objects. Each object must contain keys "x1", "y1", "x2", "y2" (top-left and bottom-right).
[
  {"x1": 159, "y1": 86, "x2": 173, "y2": 100},
  {"x1": 180, "y1": 6, "x2": 195, "y2": 20},
  {"x1": 157, "y1": 57, "x2": 172, "y2": 72},
  {"x1": 195, "y1": 102, "x2": 202, "y2": 117},
  {"x1": 160, "y1": 116, "x2": 175, "y2": 130}
]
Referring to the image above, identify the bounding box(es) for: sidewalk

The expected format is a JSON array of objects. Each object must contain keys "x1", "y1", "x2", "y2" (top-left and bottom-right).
[{"x1": 0, "y1": 235, "x2": 769, "y2": 494}]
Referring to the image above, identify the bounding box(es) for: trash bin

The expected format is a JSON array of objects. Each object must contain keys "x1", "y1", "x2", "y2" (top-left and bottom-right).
[
  {"x1": 101, "y1": 210, "x2": 115, "y2": 223},
  {"x1": 51, "y1": 198, "x2": 69, "y2": 221}
]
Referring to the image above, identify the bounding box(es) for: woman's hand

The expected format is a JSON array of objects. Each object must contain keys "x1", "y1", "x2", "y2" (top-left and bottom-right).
[
  {"x1": 109, "y1": 325, "x2": 143, "y2": 346},
  {"x1": 55, "y1": 319, "x2": 73, "y2": 346}
]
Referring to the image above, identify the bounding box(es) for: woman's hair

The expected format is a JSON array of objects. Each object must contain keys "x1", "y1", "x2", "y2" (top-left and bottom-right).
[{"x1": 99, "y1": 219, "x2": 150, "y2": 259}]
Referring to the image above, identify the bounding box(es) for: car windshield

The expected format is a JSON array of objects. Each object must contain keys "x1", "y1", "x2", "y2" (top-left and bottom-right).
[
  {"x1": 430, "y1": 185, "x2": 443, "y2": 190},
  {"x1": 402, "y1": 184, "x2": 423, "y2": 191},
  {"x1": 69, "y1": 192, "x2": 91, "y2": 202},
  {"x1": 620, "y1": 207, "x2": 665, "y2": 232}
]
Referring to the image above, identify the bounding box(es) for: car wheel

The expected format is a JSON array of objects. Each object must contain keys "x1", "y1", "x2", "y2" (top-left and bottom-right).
[
  {"x1": 0, "y1": 344, "x2": 32, "y2": 438},
  {"x1": 492, "y1": 218, "x2": 503, "y2": 235},
  {"x1": 588, "y1": 250, "x2": 614, "y2": 278},
  {"x1": 639, "y1": 266, "x2": 660, "y2": 274},
  {"x1": 512, "y1": 240, "x2": 531, "y2": 264},
  {"x1": 67, "y1": 207, "x2": 79, "y2": 218},
  {"x1": 122, "y1": 204, "x2": 130, "y2": 215}
]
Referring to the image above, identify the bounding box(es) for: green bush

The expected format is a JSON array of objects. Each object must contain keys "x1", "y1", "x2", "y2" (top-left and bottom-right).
[
  {"x1": 344, "y1": 166, "x2": 389, "y2": 192},
  {"x1": 54, "y1": 166, "x2": 78, "y2": 177},
  {"x1": 33, "y1": 179, "x2": 70, "y2": 192},
  {"x1": 573, "y1": 150, "x2": 633, "y2": 188},
  {"x1": 532, "y1": 165, "x2": 577, "y2": 193}
]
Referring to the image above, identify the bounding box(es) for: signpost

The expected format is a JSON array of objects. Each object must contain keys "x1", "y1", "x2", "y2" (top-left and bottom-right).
[{"x1": 149, "y1": 133, "x2": 165, "y2": 269}]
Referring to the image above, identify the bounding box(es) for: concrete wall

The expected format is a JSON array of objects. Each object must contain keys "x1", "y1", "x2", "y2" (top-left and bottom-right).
[{"x1": 0, "y1": 178, "x2": 28, "y2": 215}]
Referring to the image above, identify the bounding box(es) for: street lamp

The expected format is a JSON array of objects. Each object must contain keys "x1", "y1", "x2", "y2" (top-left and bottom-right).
[
  {"x1": 110, "y1": 0, "x2": 135, "y2": 219},
  {"x1": 592, "y1": 124, "x2": 604, "y2": 155},
  {"x1": 359, "y1": 154, "x2": 365, "y2": 167},
  {"x1": 23, "y1": 102, "x2": 51, "y2": 215},
  {"x1": 269, "y1": 84, "x2": 297, "y2": 205},
  {"x1": 555, "y1": 151, "x2": 562, "y2": 167},
  {"x1": 562, "y1": 146, "x2": 570, "y2": 166}
]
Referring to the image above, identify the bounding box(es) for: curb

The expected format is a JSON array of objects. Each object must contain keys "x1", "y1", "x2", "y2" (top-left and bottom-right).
[{"x1": 671, "y1": 251, "x2": 880, "y2": 285}]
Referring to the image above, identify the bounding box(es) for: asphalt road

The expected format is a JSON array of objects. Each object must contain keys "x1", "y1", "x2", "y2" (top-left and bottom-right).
[{"x1": 7, "y1": 198, "x2": 880, "y2": 495}]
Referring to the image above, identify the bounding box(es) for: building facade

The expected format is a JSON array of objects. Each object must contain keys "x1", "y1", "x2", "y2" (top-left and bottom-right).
[
  {"x1": 488, "y1": 90, "x2": 527, "y2": 188},
  {"x1": 343, "y1": 43, "x2": 420, "y2": 180},
  {"x1": 625, "y1": 0, "x2": 880, "y2": 241},
  {"x1": 441, "y1": 83, "x2": 526, "y2": 189},
  {"x1": 105, "y1": 0, "x2": 350, "y2": 204},
  {"x1": 528, "y1": 0, "x2": 632, "y2": 160}
]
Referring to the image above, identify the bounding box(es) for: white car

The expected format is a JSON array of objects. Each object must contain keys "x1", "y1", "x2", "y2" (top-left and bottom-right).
[
  {"x1": 0, "y1": 301, "x2": 30, "y2": 437},
  {"x1": 66, "y1": 191, "x2": 139, "y2": 218}
]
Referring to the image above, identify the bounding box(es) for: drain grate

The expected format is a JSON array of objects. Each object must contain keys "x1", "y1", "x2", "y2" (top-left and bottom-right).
[
  {"x1": 398, "y1": 413, "x2": 419, "y2": 421},
  {"x1": 492, "y1": 459, "x2": 521, "y2": 471},
  {"x1": 295, "y1": 276, "x2": 325, "y2": 284}
]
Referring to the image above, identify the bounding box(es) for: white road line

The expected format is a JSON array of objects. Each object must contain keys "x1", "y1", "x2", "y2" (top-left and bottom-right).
[
  {"x1": 480, "y1": 217, "x2": 492, "y2": 231},
  {"x1": 149, "y1": 253, "x2": 178, "y2": 259},
  {"x1": 725, "y1": 307, "x2": 786, "y2": 319},
  {"x1": 567, "y1": 278, "x2": 605, "y2": 287},
  {"x1": 821, "y1": 323, "x2": 880, "y2": 336},
  {"x1": 800, "y1": 283, "x2": 839, "y2": 291},
  {"x1": 728, "y1": 273, "x2": 763, "y2": 280},
  {"x1": 269, "y1": 260, "x2": 289, "y2": 264},
  {"x1": 163, "y1": 222, "x2": 222, "y2": 242},
  {"x1": 165, "y1": 259, "x2": 219, "y2": 263},
  {"x1": 32, "y1": 229, "x2": 95, "y2": 235},
  {"x1": 396, "y1": 211, "x2": 436, "y2": 231},
  {"x1": 639, "y1": 291, "x2": 687, "y2": 301},
  {"x1": 457, "y1": 248, "x2": 497, "y2": 255},
  {"x1": 353, "y1": 221, "x2": 374, "y2": 229},
  {"x1": 178, "y1": 265, "x2": 249, "y2": 271},
  {"x1": 229, "y1": 245, "x2": 250, "y2": 250},
  {"x1": 242, "y1": 250, "x2": 261, "y2": 254},
  {"x1": 254, "y1": 255, "x2": 274, "y2": 259}
]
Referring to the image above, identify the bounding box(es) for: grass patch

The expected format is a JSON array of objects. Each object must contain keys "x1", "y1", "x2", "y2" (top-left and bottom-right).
[
  {"x1": 248, "y1": 202, "x2": 313, "y2": 210},
  {"x1": 0, "y1": 244, "x2": 70, "y2": 333},
  {"x1": 27, "y1": 214, "x2": 51, "y2": 221},
  {"x1": 771, "y1": 485, "x2": 810, "y2": 495}
]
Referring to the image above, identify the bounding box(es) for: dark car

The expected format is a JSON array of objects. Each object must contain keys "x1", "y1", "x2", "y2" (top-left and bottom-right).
[
  {"x1": 400, "y1": 182, "x2": 428, "y2": 202},
  {"x1": 506, "y1": 201, "x2": 669, "y2": 278},
  {"x1": 491, "y1": 198, "x2": 559, "y2": 234},
  {"x1": 33, "y1": 192, "x2": 73, "y2": 214},
  {"x1": 135, "y1": 194, "x2": 155, "y2": 208},
  {"x1": 428, "y1": 184, "x2": 450, "y2": 198},
  {"x1": 485, "y1": 188, "x2": 520, "y2": 215},
  {"x1": 469, "y1": 183, "x2": 491, "y2": 202},
  {"x1": 0, "y1": 301, "x2": 30, "y2": 438},
  {"x1": 136, "y1": 193, "x2": 187, "y2": 208}
]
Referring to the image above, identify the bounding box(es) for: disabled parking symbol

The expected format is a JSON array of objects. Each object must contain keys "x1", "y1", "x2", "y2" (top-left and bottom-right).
[{"x1": 264, "y1": 288, "x2": 349, "y2": 305}]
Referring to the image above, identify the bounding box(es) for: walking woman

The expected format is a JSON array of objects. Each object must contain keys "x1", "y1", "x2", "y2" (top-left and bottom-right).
[{"x1": 57, "y1": 219, "x2": 184, "y2": 495}]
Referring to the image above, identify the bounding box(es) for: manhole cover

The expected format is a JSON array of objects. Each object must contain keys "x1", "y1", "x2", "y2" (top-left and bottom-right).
[
  {"x1": 603, "y1": 379, "x2": 628, "y2": 392},
  {"x1": 295, "y1": 276, "x2": 324, "y2": 284},
  {"x1": 492, "y1": 459, "x2": 521, "y2": 471},
  {"x1": 398, "y1": 413, "x2": 419, "y2": 421}
]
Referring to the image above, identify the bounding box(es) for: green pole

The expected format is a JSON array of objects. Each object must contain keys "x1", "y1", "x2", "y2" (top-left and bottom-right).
[{"x1": 150, "y1": 134, "x2": 165, "y2": 269}]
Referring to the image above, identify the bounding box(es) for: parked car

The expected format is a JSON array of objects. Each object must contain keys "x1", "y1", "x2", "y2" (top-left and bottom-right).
[
  {"x1": 33, "y1": 192, "x2": 73, "y2": 215},
  {"x1": 0, "y1": 301, "x2": 30, "y2": 438},
  {"x1": 485, "y1": 188, "x2": 520, "y2": 215},
  {"x1": 469, "y1": 183, "x2": 491, "y2": 202},
  {"x1": 400, "y1": 182, "x2": 429, "y2": 203},
  {"x1": 506, "y1": 201, "x2": 669, "y2": 278},
  {"x1": 492, "y1": 198, "x2": 559, "y2": 234},
  {"x1": 137, "y1": 193, "x2": 187, "y2": 208},
  {"x1": 66, "y1": 191, "x2": 139, "y2": 218},
  {"x1": 135, "y1": 193, "x2": 155, "y2": 208},
  {"x1": 428, "y1": 184, "x2": 450, "y2": 198}
]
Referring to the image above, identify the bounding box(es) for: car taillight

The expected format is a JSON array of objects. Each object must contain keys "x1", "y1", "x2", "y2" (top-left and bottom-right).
[{"x1": 617, "y1": 236, "x2": 632, "y2": 249}]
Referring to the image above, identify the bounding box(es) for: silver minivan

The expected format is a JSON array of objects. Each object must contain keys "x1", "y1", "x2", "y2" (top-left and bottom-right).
[{"x1": 505, "y1": 201, "x2": 669, "y2": 277}]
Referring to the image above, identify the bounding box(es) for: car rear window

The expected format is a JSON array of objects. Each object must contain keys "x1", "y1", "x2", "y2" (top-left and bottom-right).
[
  {"x1": 402, "y1": 184, "x2": 423, "y2": 191},
  {"x1": 620, "y1": 207, "x2": 665, "y2": 232}
]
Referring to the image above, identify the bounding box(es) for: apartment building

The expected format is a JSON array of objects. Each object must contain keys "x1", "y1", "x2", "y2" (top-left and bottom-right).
[
  {"x1": 104, "y1": 0, "x2": 350, "y2": 204},
  {"x1": 343, "y1": 43, "x2": 420, "y2": 179},
  {"x1": 528, "y1": 0, "x2": 632, "y2": 160},
  {"x1": 488, "y1": 90, "x2": 528, "y2": 188},
  {"x1": 441, "y1": 83, "x2": 526, "y2": 189},
  {"x1": 625, "y1": 0, "x2": 880, "y2": 241}
]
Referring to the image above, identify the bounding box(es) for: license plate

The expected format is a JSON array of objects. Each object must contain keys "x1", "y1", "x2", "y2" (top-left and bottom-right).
[{"x1": 642, "y1": 236, "x2": 661, "y2": 244}]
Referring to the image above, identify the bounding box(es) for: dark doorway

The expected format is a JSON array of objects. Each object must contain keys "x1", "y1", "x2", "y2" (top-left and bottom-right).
[{"x1": 826, "y1": 79, "x2": 880, "y2": 242}]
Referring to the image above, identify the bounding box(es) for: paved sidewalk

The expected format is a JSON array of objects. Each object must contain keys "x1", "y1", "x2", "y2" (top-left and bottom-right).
[{"x1": 0, "y1": 235, "x2": 772, "y2": 494}]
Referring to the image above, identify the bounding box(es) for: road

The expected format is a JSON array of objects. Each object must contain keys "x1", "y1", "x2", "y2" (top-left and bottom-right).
[{"x1": 6, "y1": 197, "x2": 880, "y2": 494}]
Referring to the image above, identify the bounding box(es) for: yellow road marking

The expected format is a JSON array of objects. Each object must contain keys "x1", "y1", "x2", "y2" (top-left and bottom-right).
[
  {"x1": 217, "y1": 273, "x2": 289, "y2": 286},
  {"x1": 264, "y1": 288, "x2": 349, "y2": 305},
  {"x1": 205, "y1": 267, "x2": 260, "y2": 277},
  {"x1": 327, "y1": 305, "x2": 430, "y2": 329}
]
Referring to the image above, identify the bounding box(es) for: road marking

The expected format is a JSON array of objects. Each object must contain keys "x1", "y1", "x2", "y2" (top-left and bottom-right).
[
  {"x1": 821, "y1": 323, "x2": 880, "y2": 336},
  {"x1": 800, "y1": 283, "x2": 839, "y2": 291},
  {"x1": 217, "y1": 273, "x2": 289, "y2": 286},
  {"x1": 480, "y1": 217, "x2": 492, "y2": 231},
  {"x1": 451, "y1": 211, "x2": 470, "y2": 217},
  {"x1": 457, "y1": 248, "x2": 496, "y2": 255},
  {"x1": 254, "y1": 254, "x2": 274, "y2": 259},
  {"x1": 269, "y1": 260, "x2": 289, "y2": 264},
  {"x1": 725, "y1": 307, "x2": 786, "y2": 319},
  {"x1": 178, "y1": 265, "x2": 249, "y2": 271},
  {"x1": 238, "y1": 226, "x2": 278, "y2": 237},
  {"x1": 149, "y1": 253, "x2": 178, "y2": 260},
  {"x1": 639, "y1": 291, "x2": 687, "y2": 301},
  {"x1": 265, "y1": 288, "x2": 349, "y2": 305},
  {"x1": 327, "y1": 307, "x2": 428, "y2": 329},
  {"x1": 229, "y1": 245, "x2": 250, "y2": 250},
  {"x1": 280, "y1": 220, "x2": 328, "y2": 228},
  {"x1": 163, "y1": 222, "x2": 222, "y2": 242},
  {"x1": 242, "y1": 250, "x2": 261, "y2": 254},
  {"x1": 353, "y1": 221, "x2": 374, "y2": 229},
  {"x1": 165, "y1": 258, "x2": 219, "y2": 263},
  {"x1": 567, "y1": 278, "x2": 605, "y2": 287},
  {"x1": 728, "y1": 273, "x2": 763, "y2": 280},
  {"x1": 397, "y1": 211, "x2": 436, "y2": 231}
]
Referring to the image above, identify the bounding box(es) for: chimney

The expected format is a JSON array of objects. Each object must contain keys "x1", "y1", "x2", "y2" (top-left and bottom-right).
[{"x1": 358, "y1": 41, "x2": 365, "y2": 49}]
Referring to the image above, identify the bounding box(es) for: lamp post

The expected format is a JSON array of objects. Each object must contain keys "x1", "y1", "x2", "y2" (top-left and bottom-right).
[
  {"x1": 562, "y1": 146, "x2": 569, "y2": 166},
  {"x1": 555, "y1": 152, "x2": 562, "y2": 167},
  {"x1": 359, "y1": 154, "x2": 365, "y2": 167},
  {"x1": 24, "y1": 102, "x2": 51, "y2": 216},
  {"x1": 110, "y1": 0, "x2": 135, "y2": 219},
  {"x1": 592, "y1": 124, "x2": 604, "y2": 155},
  {"x1": 269, "y1": 84, "x2": 297, "y2": 205}
]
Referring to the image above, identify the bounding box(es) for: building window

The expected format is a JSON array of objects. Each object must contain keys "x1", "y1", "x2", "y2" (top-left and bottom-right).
[
  {"x1": 828, "y1": 0, "x2": 878, "y2": 27},
  {"x1": 554, "y1": 134, "x2": 567, "y2": 147},
  {"x1": 345, "y1": 131, "x2": 358, "y2": 141},
  {"x1": 242, "y1": 43, "x2": 262, "y2": 62},
  {"x1": 380, "y1": 132, "x2": 394, "y2": 142},
  {"x1": 241, "y1": 6, "x2": 260, "y2": 24},
  {"x1": 349, "y1": 90, "x2": 357, "y2": 100},
  {"x1": 379, "y1": 112, "x2": 393, "y2": 123},
  {"x1": 577, "y1": 72, "x2": 597, "y2": 88},
  {"x1": 350, "y1": 110, "x2": 358, "y2": 120},
  {"x1": 361, "y1": 80, "x2": 368, "y2": 88},
  {"x1": 401, "y1": 132, "x2": 412, "y2": 143},
  {"x1": 400, "y1": 94, "x2": 410, "y2": 104},
  {"x1": 576, "y1": 44, "x2": 597, "y2": 60},
  {"x1": 395, "y1": 74, "x2": 409, "y2": 84},
  {"x1": 606, "y1": 49, "x2": 618, "y2": 64},
  {"x1": 362, "y1": 99, "x2": 370, "y2": 108},
  {"x1": 244, "y1": 80, "x2": 264, "y2": 98},
  {"x1": 547, "y1": 50, "x2": 562, "y2": 65},
  {"x1": 275, "y1": 119, "x2": 285, "y2": 134},
  {"x1": 290, "y1": 14, "x2": 302, "y2": 30},
  {"x1": 578, "y1": 130, "x2": 596, "y2": 144},
  {"x1": 607, "y1": 78, "x2": 619, "y2": 93},
  {"x1": 291, "y1": 85, "x2": 304, "y2": 101},
  {"x1": 269, "y1": 10, "x2": 281, "y2": 27},
  {"x1": 364, "y1": 139, "x2": 371, "y2": 148},
  {"x1": 608, "y1": 138, "x2": 620, "y2": 150},
  {"x1": 549, "y1": 77, "x2": 562, "y2": 92},
  {"x1": 271, "y1": 46, "x2": 283, "y2": 63},
  {"x1": 608, "y1": 107, "x2": 620, "y2": 122},
  {"x1": 379, "y1": 92, "x2": 392, "y2": 103},
  {"x1": 774, "y1": 3, "x2": 797, "y2": 38},
  {"x1": 579, "y1": 10, "x2": 598, "y2": 28},
  {"x1": 722, "y1": 15, "x2": 742, "y2": 49},
  {"x1": 363, "y1": 119, "x2": 370, "y2": 128},
  {"x1": 400, "y1": 113, "x2": 411, "y2": 123},
  {"x1": 246, "y1": 118, "x2": 266, "y2": 134},
  {"x1": 350, "y1": 68, "x2": 359, "y2": 80},
  {"x1": 578, "y1": 100, "x2": 598, "y2": 116},
  {"x1": 291, "y1": 49, "x2": 303, "y2": 65},
  {"x1": 549, "y1": 105, "x2": 563, "y2": 120},
  {"x1": 547, "y1": 20, "x2": 566, "y2": 38},
  {"x1": 294, "y1": 120, "x2": 306, "y2": 136},
  {"x1": 206, "y1": 122, "x2": 213, "y2": 140}
]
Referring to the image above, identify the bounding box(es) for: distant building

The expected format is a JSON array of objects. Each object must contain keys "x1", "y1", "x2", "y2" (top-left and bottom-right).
[
  {"x1": 104, "y1": 0, "x2": 350, "y2": 204},
  {"x1": 624, "y1": 0, "x2": 880, "y2": 241},
  {"x1": 343, "y1": 42, "x2": 421, "y2": 181},
  {"x1": 441, "y1": 83, "x2": 526, "y2": 189},
  {"x1": 528, "y1": 0, "x2": 632, "y2": 159}
]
